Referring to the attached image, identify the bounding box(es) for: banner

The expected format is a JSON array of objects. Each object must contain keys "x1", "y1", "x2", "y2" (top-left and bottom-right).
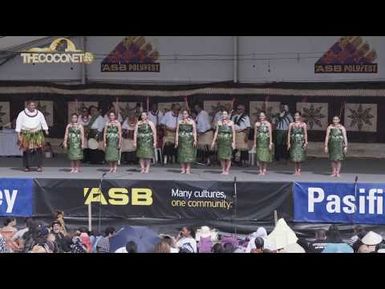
[
  {"x1": 33, "y1": 179, "x2": 292, "y2": 227},
  {"x1": 0, "y1": 179, "x2": 33, "y2": 217},
  {"x1": 294, "y1": 182, "x2": 385, "y2": 224}
]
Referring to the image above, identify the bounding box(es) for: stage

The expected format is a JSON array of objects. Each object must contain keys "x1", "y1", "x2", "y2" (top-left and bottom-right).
[
  {"x1": 1, "y1": 155, "x2": 385, "y2": 237},
  {"x1": 0, "y1": 155, "x2": 384, "y2": 183}
]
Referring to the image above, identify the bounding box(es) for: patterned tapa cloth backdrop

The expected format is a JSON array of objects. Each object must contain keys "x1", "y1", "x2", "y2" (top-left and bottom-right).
[
  {"x1": 203, "y1": 100, "x2": 233, "y2": 122},
  {"x1": 0, "y1": 102, "x2": 10, "y2": 127},
  {"x1": 344, "y1": 103, "x2": 377, "y2": 132},
  {"x1": 67, "y1": 101, "x2": 98, "y2": 122},
  {"x1": 25, "y1": 100, "x2": 53, "y2": 127},
  {"x1": 158, "y1": 102, "x2": 185, "y2": 114},
  {"x1": 296, "y1": 102, "x2": 328, "y2": 130},
  {"x1": 249, "y1": 101, "x2": 281, "y2": 124}
]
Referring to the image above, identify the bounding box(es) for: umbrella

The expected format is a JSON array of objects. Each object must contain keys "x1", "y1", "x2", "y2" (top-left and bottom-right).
[
  {"x1": 266, "y1": 218, "x2": 298, "y2": 250},
  {"x1": 322, "y1": 243, "x2": 354, "y2": 253},
  {"x1": 109, "y1": 226, "x2": 160, "y2": 253}
]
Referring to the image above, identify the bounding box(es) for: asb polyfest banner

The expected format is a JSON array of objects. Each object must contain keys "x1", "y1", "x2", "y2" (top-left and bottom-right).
[
  {"x1": 0, "y1": 178, "x2": 33, "y2": 217},
  {"x1": 294, "y1": 182, "x2": 385, "y2": 224}
]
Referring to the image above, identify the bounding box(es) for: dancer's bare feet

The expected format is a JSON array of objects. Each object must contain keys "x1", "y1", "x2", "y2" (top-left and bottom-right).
[
  {"x1": 223, "y1": 171, "x2": 229, "y2": 175},
  {"x1": 258, "y1": 171, "x2": 263, "y2": 175},
  {"x1": 70, "y1": 168, "x2": 75, "y2": 173},
  {"x1": 336, "y1": 173, "x2": 341, "y2": 177},
  {"x1": 180, "y1": 171, "x2": 186, "y2": 174},
  {"x1": 220, "y1": 171, "x2": 226, "y2": 175}
]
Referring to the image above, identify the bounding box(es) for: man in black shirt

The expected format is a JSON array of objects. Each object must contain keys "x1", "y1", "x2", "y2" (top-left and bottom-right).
[{"x1": 309, "y1": 229, "x2": 327, "y2": 253}]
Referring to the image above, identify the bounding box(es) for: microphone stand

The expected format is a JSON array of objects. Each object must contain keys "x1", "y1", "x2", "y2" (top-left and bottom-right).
[
  {"x1": 233, "y1": 176, "x2": 237, "y2": 236},
  {"x1": 352, "y1": 176, "x2": 358, "y2": 224},
  {"x1": 98, "y1": 172, "x2": 107, "y2": 234}
]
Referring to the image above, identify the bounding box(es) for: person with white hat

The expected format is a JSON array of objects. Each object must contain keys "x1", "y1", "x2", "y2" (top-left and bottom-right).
[
  {"x1": 196, "y1": 226, "x2": 217, "y2": 253},
  {"x1": 358, "y1": 231, "x2": 383, "y2": 253},
  {"x1": 246, "y1": 227, "x2": 274, "y2": 253}
]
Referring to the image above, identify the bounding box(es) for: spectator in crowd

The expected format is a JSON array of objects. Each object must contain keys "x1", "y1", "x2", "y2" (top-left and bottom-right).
[
  {"x1": 54, "y1": 210, "x2": 67, "y2": 235},
  {"x1": 322, "y1": 224, "x2": 353, "y2": 253},
  {"x1": 251, "y1": 237, "x2": 264, "y2": 253},
  {"x1": 154, "y1": 240, "x2": 171, "y2": 253},
  {"x1": 211, "y1": 243, "x2": 224, "y2": 253},
  {"x1": 51, "y1": 221, "x2": 71, "y2": 253},
  {"x1": 176, "y1": 226, "x2": 197, "y2": 253},
  {"x1": 115, "y1": 240, "x2": 138, "y2": 253},
  {"x1": 0, "y1": 232, "x2": 10, "y2": 253},
  {"x1": 96, "y1": 226, "x2": 115, "y2": 253},
  {"x1": 357, "y1": 231, "x2": 383, "y2": 253},
  {"x1": 349, "y1": 225, "x2": 367, "y2": 252},
  {"x1": 246, "y1": 227, "x2": 274, "y2": 252},
  {"x1": 161, "y1": 235, "x2": 179, "y2": 253},
  {"x1": 47, "y1": 232, "x2": 60, "y2": 253},
  {"x1": 11, "y1": 217, "x2": 33, "y2": 251},
  {"x1": 0, "y1": 218, "x2": 19, "y2": 252},
  {"x1": 80, "y1": 232, "x2": 92, "y2": 253},
  {"x1": 309, "y1": 229, "x2": 328, "y2": 253}
]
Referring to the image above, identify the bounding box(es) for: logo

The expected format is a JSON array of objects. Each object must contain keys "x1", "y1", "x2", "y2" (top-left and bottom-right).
[
  {"x1": 0, "y1": 179, "x2": 33, "y2": 217},
  {"x1": 315, "y1": 36, "x2": 378, "y2": 73},
  {"x1": 83, "y1": 187, "x2": 153, "y2": 206},
  {"x1": 294, "y1": 182, "x2": 385, "y2": 224},
  {"x1": 21, "y1": 38, "x2": 94, "y2": 64},
  {"x1": 101, "y1": 36, "x2": 160, "y2": 72}
]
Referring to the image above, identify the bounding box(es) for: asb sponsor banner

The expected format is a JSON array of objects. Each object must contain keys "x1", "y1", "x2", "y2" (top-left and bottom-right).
[
  {"x1": 0, "y1": 179, "x2": 33, "y2": 217},
  {"x1": 294, "y1": 182, "x2": 385, "y2": 224},
  {"x1": 34, "y1": 179, "x2": 291, "y2": 222}
]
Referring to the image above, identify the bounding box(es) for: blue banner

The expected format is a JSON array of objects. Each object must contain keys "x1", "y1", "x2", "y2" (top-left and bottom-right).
[
  {"x1": 0, "y1": 178, "x2": 33, "y2": 217},
  {"x1": 294, "y1": 182, "x2": 385, "y2": 225}
]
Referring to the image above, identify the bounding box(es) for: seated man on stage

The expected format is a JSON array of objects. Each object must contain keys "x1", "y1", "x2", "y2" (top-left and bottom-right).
[
  {"x1": 15, "y1": 100, "x2": 49, "y2": 172},
  {"x1": 86, "y1": 106, "x2": 106, "y2": 164},
  {"x1": 194, "y1": 104, "x2": 214, "y2": 165},
  {"x1": 160, "y1": 103, "x2": 182, "y2": 164},
  {"x1": 231, "y1": 104, "x2": 251, "y2": 166}
]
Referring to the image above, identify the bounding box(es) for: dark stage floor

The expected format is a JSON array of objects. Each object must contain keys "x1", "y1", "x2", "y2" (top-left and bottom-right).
[{"x1": 0, "y1": 154, "x2": 384, "y2": 183}]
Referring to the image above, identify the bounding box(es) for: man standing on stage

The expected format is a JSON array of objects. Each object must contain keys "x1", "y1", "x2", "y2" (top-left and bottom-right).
[
  {"x1": 160, "y1": 103, "x2": 182, "y2": 164},
  {"x1": 194, "y1": 104, "x2": 213, "y2": 165},
  {"x1": 231, "y1": 104, "x2": 251, "y2": 166},
  {"x1": 148, "y1": 103, "x2": 163, "y2": 127},
  {"x1": 15, "y1": 100, "x2": 49, "y2": 172},
  {"x1": 273, "y1": 104, "x2": 293, "y2": 162}
]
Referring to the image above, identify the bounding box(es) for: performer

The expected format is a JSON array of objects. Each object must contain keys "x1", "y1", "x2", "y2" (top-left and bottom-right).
[
  {"x1": 103, "y1": 112, "x2": 122, "y2": 173},
  {"x1": 121, "y1": 113, "x2": 138, "y2": 165},
  {"x1": 287, "y1": 111, "x2": 308, "y2": 176},
  {"x1": 273, "y1": 104, "x2": 293, "y2": 162},
  {"x1": 133, "y1": 112, "x2": 157, "y2": 174},
  {"x1": 15, "y1": 100, "x2": 49, "y2": 172},
  {"x1": 231, "y1": 104, "x2": 251, "y2": 166},
  {"x1": 63, "y1": 113, "x2": 85, "y2": 173},
  {"x1": 194, "y1": 104, "x2": 213, "y2": 165},
  {"x1": 253, "y1": 112, "x2": 273, "y2": 176},
  {"x1": 175, "y1": 109, "x2": 197, "y2": 174},
  {"x1": 324, "y1": 116, "x2": 348, "y2": 177},
  {"x1": 211, "y1": 110, "x2": 236, "y2": 175},
  {"x1": 160, "y1": 103, "x2": 182, "y2": 164},
  {"x1": 87, "y1": 106, "x2": 105, "y2": 164}
]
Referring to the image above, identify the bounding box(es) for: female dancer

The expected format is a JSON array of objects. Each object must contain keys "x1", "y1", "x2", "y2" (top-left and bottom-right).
[
  {"x1": 211, "y1": 110, "x2": 236, "y2": 175},
  {"x1": 254, "y1": 111, "x2": 273, "y2": 175},
  {"x1": 134, "y1": 112, "x2": 157, "y2": 173},
  {"x1": 287, "y1": 111, "x2": 308, "y2": 176},
  {"x1": 103, "y1": 111, "x2": 122, "y2": 173},
  {"x1": 63, "y1": 113, "x2": 85, "y2": 173},
  {"x1": 324, "y1": 115, "x2": 348, "y2": 177},
  {"x1": 175, "y1": 109, "x2": 197, "y2": 174}
]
